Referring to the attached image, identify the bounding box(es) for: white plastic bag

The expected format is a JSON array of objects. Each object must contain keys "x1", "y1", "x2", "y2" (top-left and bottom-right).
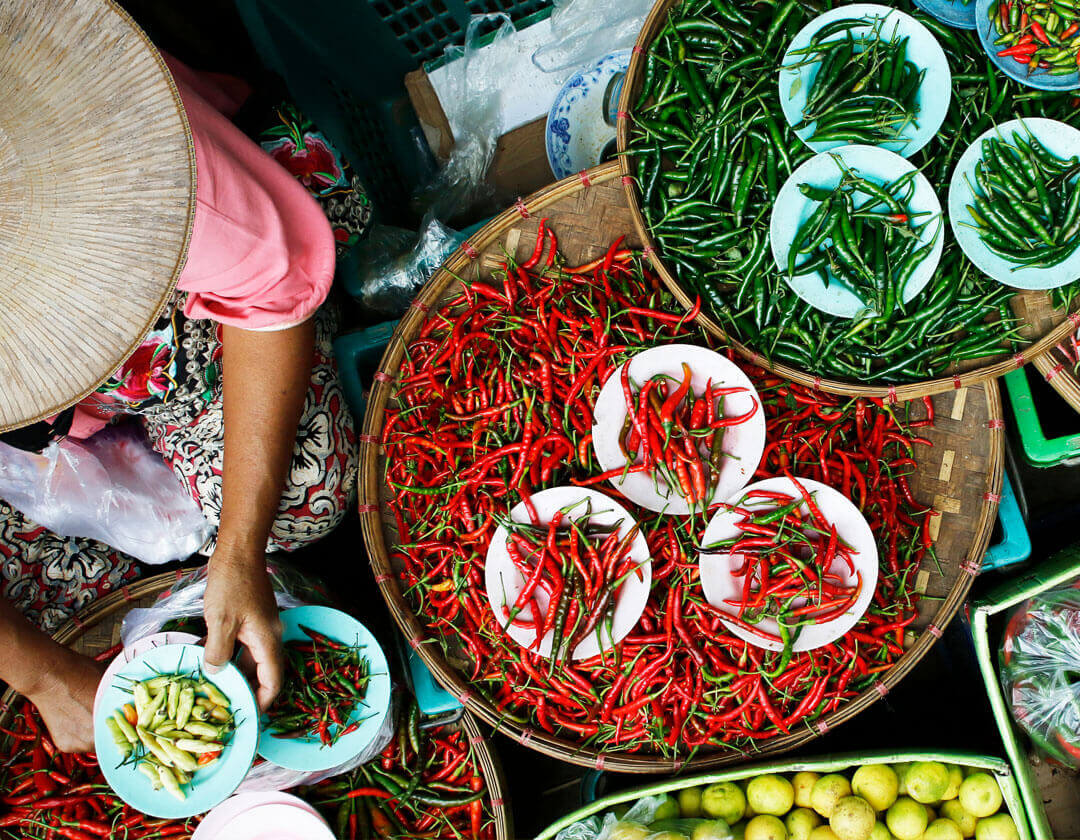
[
  {"x1": 532, "y1": 0, "x2": 653, "y2": 77},
  {"x1": 121, "y1": 562, "x2": 397, "y2": 791},
  {"x1": 0, "y1": 425, "x2": 209, "y2": 565},
  {"x1": 416, "y1": 14, "x2": 518, "y2": 220},
  {"x1": 555, "y1": 795, "x2": 670, "y2": 840}
]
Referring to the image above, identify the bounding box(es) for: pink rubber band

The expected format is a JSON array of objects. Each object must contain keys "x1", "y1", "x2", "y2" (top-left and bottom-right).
[
  {"x1": 632, "y1": 44, "x2": 644, "y2": 54},
  {"x1": 1070, "y1": 311, "x2": 1080, "y2": 327},
  {"x1": 515, "y1": 198, "x2": 530, "y2": 219},
  {"x1": 463, "y1": 242, "x2": 479, "y2": 259},
  {"x1": 1013, "y1": 353, "x2": 1026, "y2": 367},
  {"x1": 815, "y1": 719, "x2": 830, "y2": 735},
  {"x1": 578, "y1": 170, "x2": 592, "y2": 187},
  {"x1": 813, "y1": 377, "x2": 822, "y2": 390},
  {"x1": 408, "y1": 633, "x2": 423, "y2": 650},
  {"x1": 594, "y1": 754, "x2": 606, "y2": 770},
  {"x1": 984, "y1": 492, "x2": 1002, "y2": 503},
  {"x1": 617, "y1": 111, "x2": 630, "y2": 121},
  {"x1": 621, "y1": 175, "x2": 634, "y2": 186},
  {"x1": 987, "y1": 418, "x2": 1005, "y2": 430},
  {"x1": 953, "y1": 374, "x2": 962, "y2": 389},
  {"x1": 358, "y1": 434, "x2": 377, "y2": 444},
  {"x1": 642, "y1": 245, "x2": 655, "y2": 257},
  {"x1": 121, "y1": 586, "x2": 133, "y2": 602},
  {"x1": 518, "y1": 728, "x2": 534, "y2": 745},
  {"x1": 457, "y1": 690, "x2": 472, "y2": 704},
  {"x1": 887, "y1": 384, "x2": 898, "y2": 404},
  {"x1": 1047, "y1": 363, "x2": 1065, "y2": 381},
  {"x1": 961, "y1": 559, "x2": 982, "y2": 575},
  {"x1": 375, "y1": 573, "x2": 392, "y2": 584},
  {"x1": 491, "y1": 797, "x2": 506, "y2": 808},
  {"x1": 927, "y1": 624, "x2": 943, "y2": 639},
  {"x1": 374, "y1": 371, "x2": 393, "y2": 384},
  {"x1": 873, "y1": 681, "x2": 889, "y2": 698},
  {"x1": 359, "y1": 504, "x2": 377, "y2": 514},
  {"x1": 411, "y1": 299, "x2": 430, "y2": 314}
]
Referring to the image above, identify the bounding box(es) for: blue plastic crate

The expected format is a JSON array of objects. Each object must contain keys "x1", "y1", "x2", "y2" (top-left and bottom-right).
[{"x1": 982, "y1": 471, "x2": 1031, "y2": 572}]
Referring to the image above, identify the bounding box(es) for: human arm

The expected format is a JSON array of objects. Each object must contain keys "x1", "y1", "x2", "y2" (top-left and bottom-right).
[{"x1": 202, "y1": 319, "x2": 315, "y2": 710}]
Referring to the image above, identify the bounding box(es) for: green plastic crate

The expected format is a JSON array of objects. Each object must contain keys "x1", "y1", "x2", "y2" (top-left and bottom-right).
[
  {"x1": 1002, "y1": 367, "x2": 1080, "y2": 468},
  {"x1": 234, "y1": 0, "x2": 553, "y2": 221},
  {"x1": 973, "y1": 546, "x2": 1080, "y2": 839},
  {"x1": 537, "y1": 751, "x2": 1031, "y2": 840}
]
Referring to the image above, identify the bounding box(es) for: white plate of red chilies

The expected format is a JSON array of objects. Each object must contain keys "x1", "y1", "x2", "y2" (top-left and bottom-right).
[
  {"x1": 484, "y1": 485, "x2": 652, "y2": 661},
  {"x1": 591, "y1": 344, "x2": 766, "y2": 515},
  {"x1": 699, "y1": 476, "x2": 879, "y2": 653}
]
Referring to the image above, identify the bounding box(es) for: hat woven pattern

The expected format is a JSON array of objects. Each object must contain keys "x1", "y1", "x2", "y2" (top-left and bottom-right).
[{"x1": 0, "y1": 0, "x2": 195, "y2": 431}]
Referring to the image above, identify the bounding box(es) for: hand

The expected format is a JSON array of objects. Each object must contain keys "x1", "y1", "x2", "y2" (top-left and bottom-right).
[
  {"x1": 203, "y1": 547, "x2": 284, "y2": 711},
  {"x1": 29, "y1": 649, "x2": 104, "y2": 753}
]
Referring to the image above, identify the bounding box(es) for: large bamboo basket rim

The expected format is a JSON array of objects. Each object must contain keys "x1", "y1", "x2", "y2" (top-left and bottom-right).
[
  {"x1": 1032, "y1": 344, "x2": 1080, "y2": 416},
  {"x1": 0, "y1": 572, "x2": 513, "y2": 839},
  {"x1": 359, "y1": 161, "x2": 1004, "y2": 772},
  {"x1": 614, "y1": 0, "x2": 1077, "y2": 402}
]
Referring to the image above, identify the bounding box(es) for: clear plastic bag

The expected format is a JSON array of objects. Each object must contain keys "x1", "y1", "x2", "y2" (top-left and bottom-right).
[
  {"x1": 0, "y1": 424, "x2": 210, "y2": 565},
  {"x1": 555, "y1": 795, "x2": 669, "y2": 840},
  {"x1": 415, "y1": 14, "x2": 517, "y2": 221},
  {"x1": 354, "y1": 215, "x2": 464, "y2": 317},
  {"x1": 531, "y1": 0, "x2": 653, "y2": 77},
  {"x1": 121, "y1": 561, "x2": 397, "y2": 790},
  {"x1": 999, "y1": 579, "x2": 1080, "y2": 768}
]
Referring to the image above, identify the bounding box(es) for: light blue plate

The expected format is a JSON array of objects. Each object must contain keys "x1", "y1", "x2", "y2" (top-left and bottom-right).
[
  {"x1": 912, "y1": 0, "x2": 977, "y2": 31},
  {"x1": 948, "y1": 117, "x2": 1080, "y2": 289},
  {"x1": 256, "y1": 606, "x2": 391, "y2": 772},
  {"x1": 94, "y1": 643, "x2": 258, "y2": 820},
  {"x1": 976, "y1": 0, "x2": 1080, "y2": 90},
  {"x1": 546, "y1": 50, "x2": 630, "y2": 180},
  {"x1": 770, "y1": 144, "x2": 945, "y2": 318},
  {"x1": 779, "y1": 4, "x2": 952, "y2": 157}
]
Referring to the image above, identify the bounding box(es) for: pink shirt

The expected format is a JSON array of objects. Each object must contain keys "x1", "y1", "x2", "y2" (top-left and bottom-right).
[{"x1": 67, "y1": 59, "x2": 335, "y2": 439}]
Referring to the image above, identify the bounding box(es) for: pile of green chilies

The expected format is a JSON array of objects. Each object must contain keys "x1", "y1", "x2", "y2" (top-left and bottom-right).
[
  {"x1": 302, "y1": 699, "x2": 495, "y2": 840},
  {"x1": 382, "y1": 226, "x2": 931, "y2": 759},
  {"x1": 790, "y1": 18, "x2": 923, "y2": 145},
  {"x1": 991, "y1": 0, "x2": 1080, "y2": 76},
  {"x1": 788, "y1": 168, "x2": 934, "y2": 317},
  {"x1": 965, "y1": 130, "x2": 1080, "y2": 269},
  {"x1": 266, "y1": 625, "x2": 370, "y2": 747},
  {"x1": 627, "y1": 0, "x2": 1080, "y2": 384}
]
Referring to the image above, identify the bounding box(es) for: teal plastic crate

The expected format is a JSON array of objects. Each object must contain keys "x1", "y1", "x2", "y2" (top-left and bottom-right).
[
  {"x1": 333, "y1": 321, "x2": 462, "y2": 717},
  {"x1": 1002, "y1": 367, "x2": 1080, "y2": 467},
  {"x1": 234, "y1": 0, "x2": 553, "y2": 220},
  {"x1": 983, "y1": 471, "x2": 1032, "y2": 572}
]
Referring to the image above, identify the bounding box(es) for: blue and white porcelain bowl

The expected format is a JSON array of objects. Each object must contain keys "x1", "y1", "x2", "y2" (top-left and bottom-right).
[{"x1": 546, "y1": 50, "x2": 631, "y2": 180}]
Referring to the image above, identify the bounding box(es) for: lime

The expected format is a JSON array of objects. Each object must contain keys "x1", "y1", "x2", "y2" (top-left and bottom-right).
[
  {"x1": 793, "y1": 773, "x2": 821, "y2": 809},
  {"x1": 703, "y1": 782, "x2": 748, "y2": 824},
  {"x1": 940, "y1": 801, "x2": 977, "y2": 837},
  {"x1": 748, "y1": 775, "x2": 796, "y2": 816},
  {"x1": 811, "y1": 775, "x2": 853, "y2": 819},
  {"x1": 924, "y1": 818, "x2": 964, "y2": 840},
  {"x1": 786, "y1": 807, "x2": 822, "y2": 840},
  {"x1": 693, "y1": 819, "x2": 734, "y2": 840},
  {"x1": 958, "y1": 774, "x2": 1002, "y2": 818},
  {"x1": 886, "y1": 797, "x2": 928, "y2": 840},
  {"x1": 680, "y1": 787, "x2": 704, "y2": 818},
  {"x1": 607, "y1": 822, "x2": 650, "y2": 840},
  {"x1": 852, "y1": 765, "x2": 899, "y2": 812},
  {"x1": 905, "y1": 762, "x2": 950, "y2": 804},
  {"x1": 974, "y1": 814, "x2": 1018, "y2": 840},
  {"x1": 745, "y1": 815, "x2": 788, "y2": 840},
  {"x1": 654, "y1": 795, "x2": 681, "y2": 821},
  {"x1": 941, "y1": 766, "x2": 964, "y2": 801},
  {"x1": 830, "y1": 796, "x2": 876, "y2": 840}
]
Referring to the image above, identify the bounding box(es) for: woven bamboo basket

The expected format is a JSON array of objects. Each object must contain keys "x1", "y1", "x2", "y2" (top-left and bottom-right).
[
  {"x1": 0, "y1": 571, "x2": 513, "y2": 840},
  {"x1": 1031, "y1": 320, "x2": 1080, "y2": 415},
  {"x1": 614, "y1": 0, "x2": 1079, "y2": 402},
  {"x1": 359, "y1": 161, "x2": 1004, "y2": 772}
]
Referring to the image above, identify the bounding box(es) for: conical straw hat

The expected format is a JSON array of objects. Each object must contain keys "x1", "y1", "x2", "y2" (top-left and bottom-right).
[{"x1": 0, "y1": 0, "x2": 195, "y2": 432}]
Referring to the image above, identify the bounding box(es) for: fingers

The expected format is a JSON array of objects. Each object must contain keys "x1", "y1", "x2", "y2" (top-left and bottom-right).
[
  {"x1": 242, "y1": 620, "x2": 284, "y2": 712},
  {"x1": 203, "y1": 611, "x2": 239, "y2": 676}
]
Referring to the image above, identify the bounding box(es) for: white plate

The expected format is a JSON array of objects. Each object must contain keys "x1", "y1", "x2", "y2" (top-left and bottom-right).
[
  {"x1": 93, "y1": 632, "x2": 200, "y2": 719},
  {"x1": 193, "y1": 792, "x2": 322, "y2": 840},
  {"x1": 591, "y1": 345, "x2": 765, "y2": 515},
  {"x1": 216, "y1": 802, "x2": 334, "y2": 840},
  {"x1": 484, "y1": 486, "x2": 651, "y2": 660},
  {"x1": 698, "y1": 477, "x2": 879, "y2": 652},
  {"x1": 770, "y1": 145, "x2": 944, "y2": 318},
  {"x1": 947, "y1": 118, "x2": 1080, "y2": 289},
  {"x1": 546, "y1": 50, "x2": 630, "y2": 179},
  {"x1": 779, "y1": 3, "x2": 951, "y2": 157}
]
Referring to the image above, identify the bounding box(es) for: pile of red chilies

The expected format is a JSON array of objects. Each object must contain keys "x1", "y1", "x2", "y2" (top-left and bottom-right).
[
  {"x1": 382, "y1": 221, "x2": 933, "y2": 757},
  {"x1": 615, "y1": 364, "x2": 757, "y2": 508},
  {"x1": 503, "y1": 516, "x2": 641, "y2": 663},
  {"x1": 710, "y1": 485, "x2": 862, "y2": 651},
  {"x1": 305, "y1": 700, "x2": 493, "y2": 840},
  {"x1": 0, "y1": 671, "x2": 200, "y2": 838}
]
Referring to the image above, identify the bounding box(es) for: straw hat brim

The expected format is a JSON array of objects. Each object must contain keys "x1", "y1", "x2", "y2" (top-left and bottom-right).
[{"x1": 0, "y1": 0, "x2": 195, "y2": 432}]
